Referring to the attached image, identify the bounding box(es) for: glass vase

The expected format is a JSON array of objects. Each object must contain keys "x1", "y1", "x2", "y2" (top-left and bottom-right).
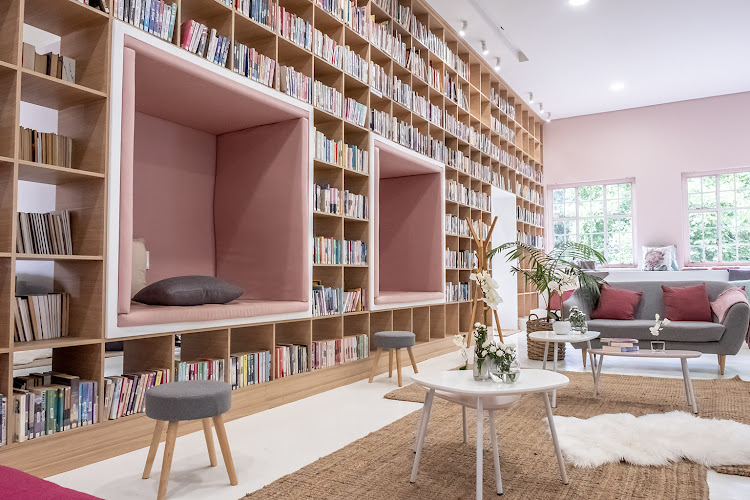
[
  {"x1": 473, "y1": 358, "x2": 490, "y2": 381},
  {"x1": 651, "y1": 340, "x2": 666, "y2": 352},
  {"x1": 490, "y1": 359, "x2": 521, "y2": 384}
]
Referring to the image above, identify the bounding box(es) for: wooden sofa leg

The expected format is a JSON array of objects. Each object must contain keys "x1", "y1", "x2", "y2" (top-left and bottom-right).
[
  {"x1": 718, "y1": 355, "x2": 726, "y2": 375},
  {"x1": 581, "y1": 348, "x2": 587, "y2": 368}
]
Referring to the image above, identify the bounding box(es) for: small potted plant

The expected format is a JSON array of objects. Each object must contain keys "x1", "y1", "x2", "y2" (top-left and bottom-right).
[
  {"x1": 649, "y1": 314, "x2": 670, "y2": 351},
  {"x1": 568, "y1": 306, "x2": 588, "y2": 333}
]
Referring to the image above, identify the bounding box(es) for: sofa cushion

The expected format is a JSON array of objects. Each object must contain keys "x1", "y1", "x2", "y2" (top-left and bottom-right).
[
  {"x1": 132, "y1": 276, "x2": 244, "y2": 306},
  {"x1": 590, "y1": 285, "x2": 643, "y2": 320},
  {"x1": 587, "y1": 319, "x2": 725, "y2": 342},
  {"x1": 662, "y1": 283, "x2": 712, "y2": 322}
]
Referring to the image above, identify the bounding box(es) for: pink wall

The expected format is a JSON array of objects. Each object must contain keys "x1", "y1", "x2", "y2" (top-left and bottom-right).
[
  {"x1": 544, "y1": 92, "x2": 750, "y2": 266},
  {"x1": 133, "y1": 112, "x2": 217, "y2": 283}
]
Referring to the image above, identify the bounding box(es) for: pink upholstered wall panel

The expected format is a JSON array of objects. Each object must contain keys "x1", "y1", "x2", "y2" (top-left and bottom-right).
[
  {"x1": 214, "y1": 118, "x2": 309, "y2": 302},
  {"x1": 379, "y1": 173, "x2": 443, "y2": 293},
  {"x1": 373, "y1": 147, "x2": 380, "y2": 298},
  {"x1": 133, "y1": 112, "x2": 218, "y2": 283},
  {"x1": 117, "y1": 47, "x2": 136, "y2": 315}
]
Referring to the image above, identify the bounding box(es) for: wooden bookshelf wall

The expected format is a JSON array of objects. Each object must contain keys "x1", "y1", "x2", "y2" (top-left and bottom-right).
[{"x1": 0, "y1": 0, "x2": 544, "y2": 475}]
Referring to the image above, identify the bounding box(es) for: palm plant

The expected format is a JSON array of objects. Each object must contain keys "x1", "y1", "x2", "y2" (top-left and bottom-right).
[{"x1": 488, "y1": 241, "x2": 607, "y2": 320}]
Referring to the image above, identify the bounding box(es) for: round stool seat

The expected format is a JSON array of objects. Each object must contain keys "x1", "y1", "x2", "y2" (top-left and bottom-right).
[
  {"x1": 145, "y1": 380, "x2": 231, "y2": 422},
  {"x1": 373, "y1": 330, "x2": 416, "y2": 349}
]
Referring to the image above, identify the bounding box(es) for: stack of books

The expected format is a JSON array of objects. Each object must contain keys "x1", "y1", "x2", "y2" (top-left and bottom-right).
[
  {"x1": 175, "y1": 358, "x2": 226, "y2": 382},
  {"x1": 600, "y1": 338, "x2": 639, "y2": 353},
  {"x1": 17, "y1": 210, "x2": 73, "y2": 255},
  {"x1": 21, "y1": 44, "x2": 75, "y2": 84},
  {"x1": 230, "y1": 351, "x2": 271, "y2": 389},
  {"x1": 104, "y1": 368, "x2": 171, "y2": 420},
  {"x1": 13, "y1": 293, "x2": 70, "y2": 342},
  {"x1": 274, "y1": 344, "x2": 308, "y2": 378},
  {"x1": 19, "y1": 127, "x2": 73, "y2": 168},
  {"x1": 12, "y1": 373, "x2": 98, "y2": 442}
]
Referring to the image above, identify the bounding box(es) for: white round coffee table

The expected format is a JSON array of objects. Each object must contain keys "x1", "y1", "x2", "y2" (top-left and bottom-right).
[
  {"x1": 528, "y1": 330, "x2": 600, "y2": 407},
  {"x1": 410, "y1": 369, "x2": 570, "y2": 499}
]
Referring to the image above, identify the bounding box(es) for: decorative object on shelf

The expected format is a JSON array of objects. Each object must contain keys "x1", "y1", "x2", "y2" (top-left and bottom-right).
[
  {"x1": 641, "y1": 245, "x2": 678, "y2": 271},
  {"x1": 453, "y1": 333, "x2": 469, "y2": 370},
  {"x1": 472, "y1": 323, "x2": 491, "y2": 381},
  {"x1": 491, "y1": 241, "x2": 606, "y2": 360},
  {"x1": 568, "y1": 306, "x2": 588, "y2": 332},
  {"x1": 552, "y1": 320, "x2": 572, "y2": 335},
  {"x1": 466, "y1": 216, "x2": 504, "y2": 344},
  {"x1": 488, "y1": 344, "x2": 520, "y2": 384},
  {"x1": 650, "y1": 314, "x2": 670, "y2": 352}
]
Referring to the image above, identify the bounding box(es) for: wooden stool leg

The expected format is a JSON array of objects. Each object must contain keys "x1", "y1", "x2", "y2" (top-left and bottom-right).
[
  {"x1": 212, "y1": 414, "x2": 238, "y2": 486},
  {"x1": 388, "y1": 349, "x2": 394, "y2": 378},
  {"x1": 396, "y1": 348, "x2": 403, "y2": 387},
  {"x1": 142, "y1": 420, "x2": 166, "y2": 479},
  {"x1": 202, "y1": 418, "x2": 218, "y2": 467},
  {"x1": 368, "y1": 348, "x2": 383, "y2": 383},
  {"x1": 157, "y1": 421, "x2": 179, "y2": 500},
  {"x1": 407, "y1": 347, "x2": 418, "y2": 373}
]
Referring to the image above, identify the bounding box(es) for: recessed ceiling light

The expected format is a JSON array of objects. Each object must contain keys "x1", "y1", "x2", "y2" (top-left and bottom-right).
[
  {"x1": 546, "y1": 112, "x2": 552, "y2": 122},
  {"x1": 459, "y1": 21, "x2": 467, "y2": 37},
  {"x1": 494, "y1": 57, "x2": 501, "y2": 72},
  {"x1": 569, "y1": 0, "x2": 590, "y2": 6},
  {"x1": 528, "y1": 92, "x2": 534, "y2": 104},
  {"x1": 481, "y1": 41, "x2": 489, "y2": 55},
  {"x1": 609, "y1": 81, "x2": 626, "y2": 92}
]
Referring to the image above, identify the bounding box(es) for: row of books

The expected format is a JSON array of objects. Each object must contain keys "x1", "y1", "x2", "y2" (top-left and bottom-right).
[
  {"x1": 490, "y1": 88, "x2": 517, "y2": 120},
  {"x1": 312, "y1": 334, "x2": 369, "y2": 370},
  {"x1": 175, "y1": 358, "x2": 226, "y2": 382},
  {"x1": 278, "y1": 7, "x2": 312, "y2": 50},
  {"x1": 313, "y1": 80, "x2": 342, "y2": 117},
  {"x1": 344, "y1": 98, "x2": 367, "y2": 127},
  {"x1": 446, "y1": 249, "x2": 476, "y2": 270},
  {"x1": 600, "y1": 338, "x2": 639, "y2": 353},
  {"x1": 446, "y1": 180, "x2": 491, "y2": 211},
  {"x1": 230, "y1": 351, "x2": 271, "y2": 390},
  {"x1": 0, "y1": 395, "x2": 5, "y2": 446},
  {"x1": 517, "y1": 183, "x2": 543, "y2": 205},
  {"x1": 343, "y1": 287, "x2": 367, "y2": 313},
  {"x1": 21, "y1": 44, "x2": 75, "y2": 84},
  {"x1": 114, "y1": 0, "x2": 177, "y2": 43},
  {"x1": 236, "y1": 0, "x2": 276, "y2": 28},
  {"x1": 275, "y1": 344, "x2": 308, "y2": 378},
  {"x1": 313, "y1": 236, "x2": 342, "y2": 265},
  {"x1": 314, "y1": 184, "x2": 340, "y2": 215},
  {"x1": 14, "y1": 293, "x2": 70, "y2": 342},
  {"x1": 518, "y1": 231, "x2": 543, "y2": 249},
  {"x1": 104, "y1": 368, "x2": 171, "y2": 420},
  {"x1": 13, "y1": 373, "x2": 98, "y2": 442},
  {"x1": 312, "y1": 281, "x2": 342, "y2": 316},
  {"x1": 19, "y1": 127, "x2": 73, "y2": 169},
  {"x1": 233, "y1": 43, "x2": 276, "y2": 87},
  {"x1": 180, "y1": 20, "x2": 230, "y2": 67},
  {"x1": 313, "y1": 130, "x2": 369, "y2": 174},
  {"x1": 343, "y1": 240, "x2": 367, "y2": 266},
  {"x1": 343, "y1": 191, "x2": 368, "y2": 219},
  {"x1": 446, "y1": 281, "x2": 470, "y2": 302},
  {"x1": 17, "y1": 210, "x2": 73, "y2": 256},
  {"x1": 280, "y1": 65, "x2": 312, "y2": 103},
  {"x1": 313, "y1": 30, "x2": 342, "y2": 69},
  {"x1": 518, "y1": 206, "x2": 543, "y2": 227}
]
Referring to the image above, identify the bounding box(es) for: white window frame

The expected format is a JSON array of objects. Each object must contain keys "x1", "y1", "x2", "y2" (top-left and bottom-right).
[
  {"x1": 547, "y1": 178, "x2": 636, "y2": 267},
  {"x1": 683, "y1": 168, "x2": 750, "y2": 266}
]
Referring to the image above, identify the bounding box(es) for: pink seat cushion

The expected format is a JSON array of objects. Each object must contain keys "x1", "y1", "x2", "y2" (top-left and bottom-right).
[
  {"x1": 374, "y1": 291, "x2": 445, "y2": 305},
  {"x1": 118, "y1": 300, "x2": 308, "y2": 327},
  {"x1": 0, "y1": 465, "x2": 102, "y2": 500},
  {"x1": 590, "y1": 285, "x2": 643, "y2": 320},
  {"x1": 663, "y1": 283, "x2": 712, "y2": 322}
]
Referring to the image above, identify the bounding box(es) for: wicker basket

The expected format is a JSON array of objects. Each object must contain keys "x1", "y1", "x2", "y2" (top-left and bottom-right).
[{"x1": 526, "y1": 314, "x2": 566, "y2": 361}]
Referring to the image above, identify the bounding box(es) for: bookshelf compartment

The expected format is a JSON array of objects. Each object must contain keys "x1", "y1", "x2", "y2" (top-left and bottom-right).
[
  {"x1": 429, "y1": 304, "x2": 445, "y2": 339},
  {"x1": 179, "y1": 0, "x2": 233, "y2": 57},
  {"x1": 412, "y1": 306, "x2": 430, "y2": 343},
  {"x1": 445, "y1": 302, "x2": 459, "y2": 336},
  {"x1": 312, "y1": 315, "x2": 342, "y2": 341},
  {"x1": 50, "y1": 342, "x2": 103, "y2": 388},
  {"x1": 369, "y1": 310, "x2": 392, "y2": 335},
  {"x1": 344, "y1": 313, "x2": 369, "y2": 340},
  {"x1": 0, "y1": 162, "x2": 13, "y2": 253},
  {"x1": 392, "y1": 307, "x2": 412, "y2": 333},
  {"x1": 0, "y1": 68, "x2": 17, "y2": 159},
  {"x1": 231, "y1": 324, "x2": 274, "y2": 356},
  {"x1": 0, "y1": 0, "x2": 20, "y2": 66},
  {"x1": 275, "y1": 319, "x2": 312, "y2": 377},
  {"x1": 178, "y1": 328, "x2": 230, "y2": 382},
  {"x1": 120, "y1": 335, "x2": 174, "y2": 374}
]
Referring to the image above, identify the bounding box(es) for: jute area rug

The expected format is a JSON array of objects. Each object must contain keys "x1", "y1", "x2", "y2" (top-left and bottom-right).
[{"x1": 241, "y1": 372, "x2": 750, "y2": 500}]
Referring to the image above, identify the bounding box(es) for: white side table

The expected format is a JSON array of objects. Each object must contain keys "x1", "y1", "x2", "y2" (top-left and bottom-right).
[
  {"x1": 410, "y1": 369, "x2": 570, "y2": 499},
  {"x1": 528, "y1": 330, "x2": 600, "y2": 407}
]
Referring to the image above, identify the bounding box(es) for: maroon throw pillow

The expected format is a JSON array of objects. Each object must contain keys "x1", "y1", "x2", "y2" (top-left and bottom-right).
[
  {"x1": 662, "y1": 283, "x2": 712, "y2": 322},
  {"x1": 590, "y1": 285, "x2": 643, "y2": 320}
]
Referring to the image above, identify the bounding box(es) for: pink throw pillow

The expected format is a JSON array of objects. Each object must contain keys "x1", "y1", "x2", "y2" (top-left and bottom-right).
[
  {"x1": 590, "y1": 285, "x2": 643, "y2": 320},
  {"x1": 662, "y1": 284, "x2": 712, "y2": 322}
]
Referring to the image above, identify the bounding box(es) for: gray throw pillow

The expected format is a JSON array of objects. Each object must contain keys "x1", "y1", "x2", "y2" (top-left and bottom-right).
[
  {"x1": 133, "y1": 276, "x2": 244, "y2": 306},
  {"x1": 728, "y1": 270, "x2": 750, "y2": 281}
]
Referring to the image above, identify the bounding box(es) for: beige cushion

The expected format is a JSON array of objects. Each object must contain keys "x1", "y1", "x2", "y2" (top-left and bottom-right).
[{"x1": 131, "y1": 238, "x2": 147, "y2": 298}]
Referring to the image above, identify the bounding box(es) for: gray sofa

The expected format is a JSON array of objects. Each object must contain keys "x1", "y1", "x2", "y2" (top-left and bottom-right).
[{"x1": 563, "y1": 281, "x2": 750, "y2": 374}]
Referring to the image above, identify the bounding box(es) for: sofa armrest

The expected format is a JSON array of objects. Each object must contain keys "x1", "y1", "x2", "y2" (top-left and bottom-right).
[
  {"x1": 719, "y1": 301, "x2": 750, "y2": 354},
  {"x1": 562, "y1": 289, "x2": 594, "y2": 319}
]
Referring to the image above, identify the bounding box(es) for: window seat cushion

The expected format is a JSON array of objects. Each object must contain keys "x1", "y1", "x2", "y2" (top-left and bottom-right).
[{"x1": 374, "y1": 291, "x2": 444, "y2": 306}]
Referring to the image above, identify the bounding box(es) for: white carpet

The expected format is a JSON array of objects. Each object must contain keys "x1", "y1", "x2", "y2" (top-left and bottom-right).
[{"x1": 551, "y1": 411, "x2": 750, "y2": 468}]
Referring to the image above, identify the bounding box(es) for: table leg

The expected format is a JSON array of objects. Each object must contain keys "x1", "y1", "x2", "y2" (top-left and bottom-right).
[
  {"x1": 681, "y1": 358, "x2": 698, "y2": 414},
  {"x1": 542, "y1": 391, "x2": 569, "y2": 485},
  {"x1": 552, "y1": 342, "x2": 559, "y2": 407},
  {"x1": 410, "y1": 389, "x2": 435, "y2": 482},
  {"x1": 542, "y1": 341, "x2": 549, "y2": 370},
  {"x1": 476, "y1": 397, "x2": 484, "y2": 500},
  {"x1": 489, "y1": 410, "x2": 503, "y2": 496},
  {"x1": 594, "y1": 353, "x2": 604, "y2": 396},
  {"x1": 462, "y1": 406, "x2": 467, "y2": 444},
  {"x1": 589, "y1": 352, "x2": 598, "y2": 396}
]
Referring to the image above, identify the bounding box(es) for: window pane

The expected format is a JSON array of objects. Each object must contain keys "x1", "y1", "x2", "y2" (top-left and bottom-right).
[
  {"x1": 702, "y1": 191, "x2": 716, "y2": 208},
  {"x1": 720, "y1": 174, "x2": 735, "y2": 191},
  {"x1": 704, "y1": 245, "x2": 719, "y2": 262},
  {"x1": 737, "y1": 172, "x2": 750, "y2": 189},
  {"x1": 690, "y1": 246, "x2": 704, "y2": 262},
  {"x1": 722, "y1": 245, "x2": 738, "y2": 263},
  {"x1": 688, "y1": 193, "x2": 702, "y2": 210},
  {"x1": 564, "y1": 202, "x2": 577, "y2": 218},
  {"x1": 702, "y1": 176, "x2": 716, "y2": 192},
  {"x1": 736, "y1": 190, "x2": 750, "y2": 208},
  {"x1": 564, "y1": 188, "x2": 576, "y2": 203},
  {"x1": 688, "y1": 177, "x2": 702, "y2": 194},
  {"x1": 720, "y1": 190, "x2": 735, "y2": 208},
  {"x1": 619, "y1": 183, "x2": 631, "y2": 199},
  {"x1": 553, "y1": 203, "x2": 565, "y2": 218},
  {"x1": 739, "y1": 245, "x2": 750, "y2": 262},
  {"x1": 553, "y1": 189, "x2": 565, "y2": 204}
]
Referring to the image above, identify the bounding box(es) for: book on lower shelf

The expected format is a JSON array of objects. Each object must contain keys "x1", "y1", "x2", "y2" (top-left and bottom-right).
[
  {"x1": 19, "y1": 127, "x2": 73, "y2": 169},
  {"x1": 16, "y1": 210, "x2": 73, "y2": 255},
  {"x1": 104, "y1": 368, "x2": 171, "y2": 420},
  {"x1": 446, "y1": 282, "x2": 469, "y2": 302},
  {"x1": 180, "y1": 20, "x2": 230, "y2": 67},
  {"x1": 21, "y1": 44, "x2": 76, "y2": 84},
  {"x1": 280, "y1": 65, "x2": 313, "y2": 103},
  {"x1": 275, "y1": 344, "x2": 308, "y2": 378},
  {"x1": 12, "y1": 373, "x2": 98, "y2": 442},
  {"x1": 312, "y1": 280, "x2": 342, "y2": 316},
  {"x1": 114, "y1": 0, "x2": 177, "y2": 43},
  {"x1": 600, "y1": 338, "x2": 639, "y2": 353},
  {"x1": 342, "y1": 240, "x2": 367, "y2": 265},
  {"x1": 230, "y1": 351, "x2": 271, "y2": 389},
  {"x1": 14, "y1": 293, "x2": 70, "y2": 342},
  {"x1": 342, "y1": 191, "x2": 368, "y2": 219},
  {"x1": 175, "y1": 358, "x2": 226, "y2": 382},
  {"x1": 343, "y1": 288, "x2": 367, "y2": 313},
  {"x1": 312, "y1": 334, "x2": 369, "y2": 370}
]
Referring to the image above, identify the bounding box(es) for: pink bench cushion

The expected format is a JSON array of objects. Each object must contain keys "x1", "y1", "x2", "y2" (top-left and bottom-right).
[
  {"x1": 374, "y1": 291, "x2": 445, "y2": 305},
  {"x1": 0, "y1": 465, "x2": 102, "y2": 500},
  {"x1": 118, "y1": 300, "x2": 308, "y2": 327}
]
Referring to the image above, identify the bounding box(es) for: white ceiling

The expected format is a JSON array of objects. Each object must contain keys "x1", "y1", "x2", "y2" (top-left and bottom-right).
[{"x1": 428, "y1": 0, "x2": 750, "y2": 118}]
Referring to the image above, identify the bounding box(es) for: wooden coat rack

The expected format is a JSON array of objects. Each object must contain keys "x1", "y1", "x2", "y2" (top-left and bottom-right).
[{"x1": 466, "y1": 216, "x2": 504, "y2": 346}]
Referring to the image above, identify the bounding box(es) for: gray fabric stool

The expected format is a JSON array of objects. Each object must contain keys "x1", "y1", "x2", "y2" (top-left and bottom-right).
[
  {"x1": 368, "y1": 331, "x2": 418, "y2": 387},
  {"x1": 142, "y1": 381, "x2": 237, "y2": 500}
]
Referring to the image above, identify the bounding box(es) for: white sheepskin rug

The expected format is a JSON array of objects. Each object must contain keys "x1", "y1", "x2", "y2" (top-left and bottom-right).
[{"x1": 550, "y1": 411, "x2": 750, "y2": 468}]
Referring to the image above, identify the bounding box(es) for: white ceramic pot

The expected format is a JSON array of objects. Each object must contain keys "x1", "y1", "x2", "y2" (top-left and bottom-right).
[{"x1": 553, "y1": 321, "x2": 572, "y2": 335}]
